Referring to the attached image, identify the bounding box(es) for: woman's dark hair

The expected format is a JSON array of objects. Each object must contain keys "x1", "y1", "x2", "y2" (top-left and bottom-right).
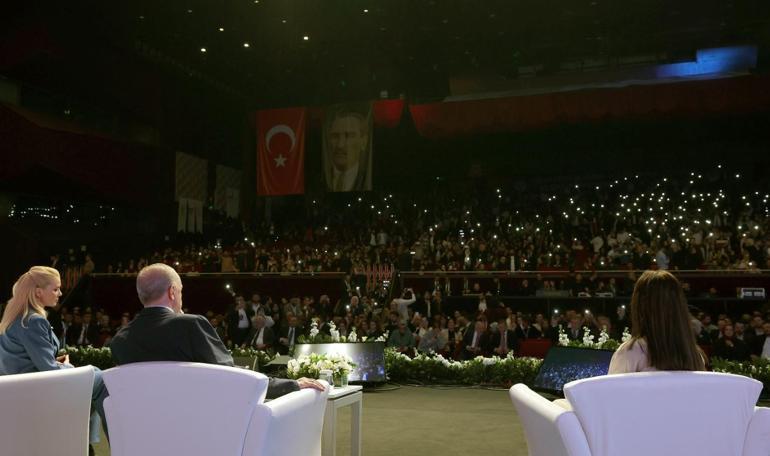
[{"x1": 630, "y1": 270, "x2": 705, "y2": 371}]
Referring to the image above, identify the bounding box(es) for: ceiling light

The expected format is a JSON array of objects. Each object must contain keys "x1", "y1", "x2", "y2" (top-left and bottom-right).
[
  {"x1": 200, "y1": 48, "x2": 207, "y2": 53},
  {"x1": 243, "y1": 42, "x2": 250, "y2": 48},
  {"x1": 282, "y1": 19, "x2": 287, "y2": 24},
  {"x1": 218, "y1": 27, "x2": 224, "y2": 32},
  {"x1": 363, "y1": 9, "x2": 368, "y2": 13},
  {"x1": 187, "y1": 9, "x2": 193, "y2": 13},
  {"x1": 303, "y1": 35, "x2": 309, "y2": 41}
]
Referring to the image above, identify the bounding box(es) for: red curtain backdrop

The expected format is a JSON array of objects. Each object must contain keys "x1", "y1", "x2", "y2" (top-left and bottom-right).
[
  {"x1": 372, "y1": 99, "x2": 405, "y2": 128},
  {"x1": 409, "y1": 75, "x2": 770, "y2": 139},
  {"x1": 308, "y1": 99, "x2": 404, "y2": 129},
  {"x1": 0, "y1": 104, "x2": 167, "y2": 205},
  {"x1": 256, "y1": 107, "x2": 306, "y2": 196}
]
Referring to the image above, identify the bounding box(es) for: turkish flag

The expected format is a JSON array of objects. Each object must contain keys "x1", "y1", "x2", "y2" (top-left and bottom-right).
[{"x1": 256, "y1": 107, "x2": 306, "y2": 195}]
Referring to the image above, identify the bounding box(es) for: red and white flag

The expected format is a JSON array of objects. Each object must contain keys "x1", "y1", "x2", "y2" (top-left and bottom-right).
[{"x1": 257, "y1": 107, "x2": 306, "y2": 196}]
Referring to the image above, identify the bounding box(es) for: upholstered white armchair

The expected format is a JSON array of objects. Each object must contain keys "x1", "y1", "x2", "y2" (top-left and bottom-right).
[
  {"x1": 510, "y1": 372, "x2": 770, "y2": 456},
  {"x1": 103, "y1": 362, "x2": 329, "y2": 456},
  {"x1": 0, "y1": 366, "x2": 95, "y2": 456}
]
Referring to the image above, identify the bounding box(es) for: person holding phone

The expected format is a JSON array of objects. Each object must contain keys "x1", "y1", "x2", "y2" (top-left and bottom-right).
[{"x1": 0, "y1": 266, "x2": 109, "y2": 452}]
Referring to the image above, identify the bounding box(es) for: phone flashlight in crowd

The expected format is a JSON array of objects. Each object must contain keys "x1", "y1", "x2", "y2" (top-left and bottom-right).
[
  {"x1": 584, "y1": 309, "x2": 590, "y2": 314},
  {"x1": 225, "y1": 284, "x2": 231, "y2": 289},
  {"x1": 554, "y1": 309, "x2": 559, "y2": 314},
  {"x1": 621, "y1": 305, "x2": 626, "y2": 309},
  {"x1": 346, "y1": 305, "x2": 350, "y2": 310}
]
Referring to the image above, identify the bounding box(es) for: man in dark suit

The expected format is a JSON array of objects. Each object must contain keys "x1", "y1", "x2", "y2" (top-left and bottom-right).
[
  {"x1": 566, "y1": 315, "x2": 584, "y2": 341},
  {"x1": 69, "y1": 312, "x2": 100, "y2": 347},
  {"x1": 277, "y1": 315, "x2": 303, "y2": 355},
  {"x1": 461, "y1": 320, "x2": 490, "y2": 360},
  {"x1": 513, "y1": 315, "x2": 542, "y2": 341},
  {"x1": 243, "y1": 315, "x2": 275, "y2": 351},
  {"x1": 489, "y1": 320, "x2": 518, "y2": 356},
  {"x1": 750, "y1": 321, "x2": 770, "y2": 359},
  {"x1": 110, "y1": 264, "x2": 323, "y2": 399}
]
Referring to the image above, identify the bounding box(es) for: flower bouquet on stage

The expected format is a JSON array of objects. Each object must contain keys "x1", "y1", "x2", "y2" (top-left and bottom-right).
[{"x1": 287, "y1": 352, "x2": 356, "y2": 388}]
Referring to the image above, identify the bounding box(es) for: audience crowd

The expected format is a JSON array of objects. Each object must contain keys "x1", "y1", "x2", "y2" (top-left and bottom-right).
[
  {"x1": 47, "y1": 166, "x2": 769, "y2": 293},
  {"x1": 34, "y1": 165, "x2": 768, "y2": 366},
  {"x1": 48, "y1": 278, "x2": 770, "y2": 365}
]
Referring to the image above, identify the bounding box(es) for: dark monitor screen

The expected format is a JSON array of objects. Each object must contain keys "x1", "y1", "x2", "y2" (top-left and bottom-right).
[
  {"x1": 532, "y1": 346, "x2": 614, "y2": 395},
  {"x1": 293, "y1": 342, "x2": 386, "y2": 383}
]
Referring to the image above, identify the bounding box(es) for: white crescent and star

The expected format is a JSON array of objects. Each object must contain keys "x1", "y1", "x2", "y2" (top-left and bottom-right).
[{"x1": 265, "y1": 124, "x2": 296, "y2": 168}]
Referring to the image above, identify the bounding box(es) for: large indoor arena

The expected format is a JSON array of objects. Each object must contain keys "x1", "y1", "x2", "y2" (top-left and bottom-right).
[{"x1": 1, "y1": 2, "x2": 769, "y2": 455}]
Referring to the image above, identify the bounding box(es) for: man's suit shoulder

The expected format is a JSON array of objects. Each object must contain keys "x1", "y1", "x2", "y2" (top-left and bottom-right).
[{"x1": 167, "y1": 313, "x2": 210, "y2": 329}]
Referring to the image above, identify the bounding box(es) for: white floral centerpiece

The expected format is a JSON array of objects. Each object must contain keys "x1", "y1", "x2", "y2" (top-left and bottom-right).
[
  {"x1": 597, "y1": 326, "x2": 610, "y2": 346},
  {"x1": 329, "y1": 321, "x2": 340, "y2": 342},
  {"x1": 309, "y1": 320, "x2": 320, "y2": 339},
  {"x1": 557, "y1": 325, "x2": 620, "y2": 351},
  {"x1": 287, "y1": 352, "x2": 355, "y2": 386},
  {"x1": 582, "y1": 326, "x2": 596, "y2": 347},
  {"x1": 621, "y1": 327, "x2": 632, "y2": 343},
  {"x1": 348, "y1": 327, "x2": 358, "y2": 343}
]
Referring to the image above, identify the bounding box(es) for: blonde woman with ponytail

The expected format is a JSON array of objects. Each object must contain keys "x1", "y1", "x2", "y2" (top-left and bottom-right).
[{"x1": 0, "y1": 266, "x2": 109, "y2": 449}]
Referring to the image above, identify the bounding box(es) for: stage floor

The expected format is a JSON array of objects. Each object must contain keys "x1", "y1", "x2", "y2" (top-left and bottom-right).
[{"x1": 93, "y1": 384, "x2": 528, "y2": 455}]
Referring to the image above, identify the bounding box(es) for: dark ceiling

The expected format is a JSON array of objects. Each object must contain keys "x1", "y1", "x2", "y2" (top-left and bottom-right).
[
  {"x1": 2, "y1": 1, "x2": 769, "y2": 163},
  {"x1": 6, "y1": 0, "x2": 770, "y2": 105}
]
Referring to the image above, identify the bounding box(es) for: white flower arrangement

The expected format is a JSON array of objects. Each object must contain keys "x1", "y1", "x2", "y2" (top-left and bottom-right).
[
  {"x1": 375, "y1": 330, "x2": 389, "y2": 342},
  {"x1": 597, "y1": 326, "x2": 610, "y2": 346},
  {"x1": 482, "y1": 356, "x2": 498, "y2": 366},
  {"x1": 329, "y1": 321, "x2": 340, "y2": 342},
  {"x1": 582, "y1": 326, "x2": 596, "y2": 347},
  {"x1": 432, "y1": 353, "x2": 463, "y2": 369},
  {"x1": 558, "y1": 326, "x2": 570, "y2": 346},
  {"x1": 309, "y1": 320, "x2": 320, "y2": 339},
  {"x1": 348, "y1": 327, "x2": 358, "y2": 343},
  {"x1": 287, "y1": 352, "x2": 355, "y2": 379},
  {"x1": 621, "y1": 327, "x2": 632, "y2": 343}
]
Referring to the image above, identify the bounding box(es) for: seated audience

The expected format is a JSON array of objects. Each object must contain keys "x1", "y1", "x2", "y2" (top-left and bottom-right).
[
  {"x1": 388, "y1": 321, "x2": 416, "y2": 355},
  {"x1": 712, "y1": 324, "x2": 750, "y2": 361},
  {"x1": 462, "y1": 320, "x2": 490, "y2": 360},
  {"x1": 243, "y1": 315, "x2": 274, "y2": 352},
  {"x1": 490, "y1": 320, "x2": 517, "y2": 356}
]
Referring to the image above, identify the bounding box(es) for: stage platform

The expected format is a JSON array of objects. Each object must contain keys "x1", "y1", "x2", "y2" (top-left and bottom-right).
[{"x1": 93, "y1": 384, "x2": 529, "y2": 456}]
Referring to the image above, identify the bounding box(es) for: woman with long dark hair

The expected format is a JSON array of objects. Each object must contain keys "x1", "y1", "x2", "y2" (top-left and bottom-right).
[{"x1": 609, "y1": 270, "x2": 705, "y2": 373}]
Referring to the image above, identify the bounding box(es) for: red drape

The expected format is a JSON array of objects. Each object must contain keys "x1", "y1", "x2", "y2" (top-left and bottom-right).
[
  {"x1": 0, "y1": 104, "x2": 166, "y2": 205},
  {"x1": 409, "y1": 75, "x2": 770, "y2": 139},
  {"x1": 308, "y1": 99, "x2": 404, "y2": 129}
]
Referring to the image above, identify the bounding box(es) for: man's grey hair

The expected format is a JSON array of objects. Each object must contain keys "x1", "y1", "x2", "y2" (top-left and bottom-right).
[{"x1": 136, "y1": 263, "x2": 180, "y2": 305}]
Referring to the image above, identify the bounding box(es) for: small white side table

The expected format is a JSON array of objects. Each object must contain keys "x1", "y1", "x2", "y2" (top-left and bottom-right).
[{"x1": 322, "y1": 385, "x2": 363, "y2": 456}]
